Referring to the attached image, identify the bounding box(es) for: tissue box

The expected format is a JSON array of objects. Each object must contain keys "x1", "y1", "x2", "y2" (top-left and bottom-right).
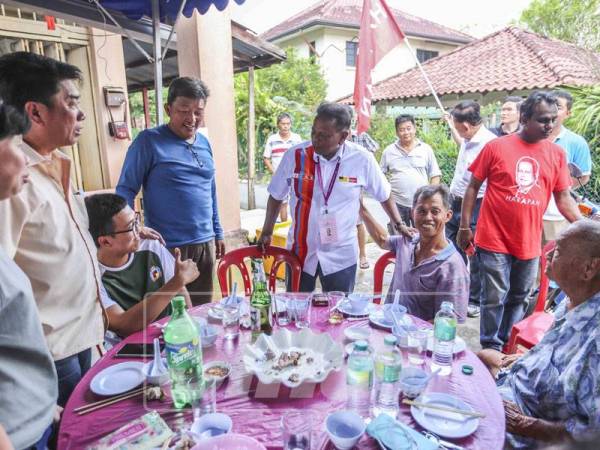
[{"x1": 87, "y1": 411, "x2": 173, "y2": 450}]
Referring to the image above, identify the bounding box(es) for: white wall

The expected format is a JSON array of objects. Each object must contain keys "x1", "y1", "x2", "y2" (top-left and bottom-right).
[{"x1": 275, "y1": 26, "x2": 460, "y2": 101}]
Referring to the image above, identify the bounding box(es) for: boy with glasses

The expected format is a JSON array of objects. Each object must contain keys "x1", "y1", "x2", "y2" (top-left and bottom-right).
[{"x1": 86, "y1": 193, "x2": 199, "y2": 338}]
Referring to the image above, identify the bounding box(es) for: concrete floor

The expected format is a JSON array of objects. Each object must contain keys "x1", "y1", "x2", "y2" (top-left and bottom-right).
[{"x1": 238, "y1": 181, "x2": 482, "y2": 352}]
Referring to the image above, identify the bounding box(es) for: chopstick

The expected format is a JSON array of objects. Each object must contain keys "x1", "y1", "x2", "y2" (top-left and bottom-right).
[
  {"x1": 74, "y1": 386, "x2": 145, "y2": 415},
  {"x1": 402, "y1": 399, "x2": 486, "y2": 418}
]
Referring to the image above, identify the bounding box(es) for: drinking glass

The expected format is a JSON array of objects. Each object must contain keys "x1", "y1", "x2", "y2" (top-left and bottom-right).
[
  {"x1": 327, "y1": 291, "x2": 345, "y2": 325},
  {"x1": 221, "y1": 305, "x2": 240, "y2": 340},
  {"x1": 188, "y1": 378, "x2": 217, "y2": 420},
  {"x1": 289, "y1": 294, "x2": 311, "y2": 329},
  {"x1": 407, "y1": 329, "x2": 428, "y2": 366},
  {"x1": 281, "y1": 411, "x2": 313, "y2": 450},
  {"x1": 273, "y1": 293, "x2": 291, "y2": 326}
]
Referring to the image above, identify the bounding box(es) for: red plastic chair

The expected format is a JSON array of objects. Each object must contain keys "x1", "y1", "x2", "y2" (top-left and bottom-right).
[
  {"x1": 505, "y1": 241, "x2": 556, "y2": 354},
  {"x1": 216, "y1": 245, "x2": 302, "y2": 298},
  {"x1": 373, "y1": 251, "x2": 396, "y2": 304}
]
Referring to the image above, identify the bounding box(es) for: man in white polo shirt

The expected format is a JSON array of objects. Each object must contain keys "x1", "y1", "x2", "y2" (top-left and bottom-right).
[
  {"x1": 258, "y1": 102, "x2": 409, "y2": 293},
  {"x1": 446, "y1": 100, "x2": 497, "y2": 318},
  {"x1": 380, "y1": 114, "x2": 441, "y2": 228},
  {"x1": 263, "y1": 112, "x2": 302, "y2": 222}
]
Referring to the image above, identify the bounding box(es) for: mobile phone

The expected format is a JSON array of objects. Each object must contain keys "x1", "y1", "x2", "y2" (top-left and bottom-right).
[
  {"x1": 114, "y1": 342, "x2": 163, "y2": 358},
  {"x1": 312, "y1": 293, "x2": 328, "y2": 307}
]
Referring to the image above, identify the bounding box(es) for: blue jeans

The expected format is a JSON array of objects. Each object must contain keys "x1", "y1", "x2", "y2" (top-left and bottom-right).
[
  {"x1": 54, "y1": 348, "x2": 92, "y2": 407},
  {"x1": 290, "y1": 263, "x2": 357, "y2": 294},
  {"x1": 478, "y1": 249, "x2": 539, "y2": 350},
  {"x1": 446, "y1": 196, "x2": 483, "y2": 306}
]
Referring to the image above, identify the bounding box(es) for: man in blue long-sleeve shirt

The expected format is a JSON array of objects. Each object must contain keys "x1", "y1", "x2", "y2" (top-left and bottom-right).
[{"x1": 117, "y1": 77, "x2": 224, "y2": 305}]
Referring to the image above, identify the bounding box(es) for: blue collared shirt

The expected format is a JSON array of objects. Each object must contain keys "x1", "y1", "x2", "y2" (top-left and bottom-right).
[{"x1": 497, "y1": 291, "x2": 600, "y2": 448}]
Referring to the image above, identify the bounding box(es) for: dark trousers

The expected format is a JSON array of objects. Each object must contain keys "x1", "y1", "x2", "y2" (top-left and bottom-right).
[
  {"x1": 446, "y1": 196, "x2": 483, "y2": 306},
  {"x1": 288, "y1": 263, "x2": 357, "y2": 294},
  {"x1": 388, "y1": 203, "x2": 413, "y2": 234},
  {"x1": 54, "y1": 348, "x2": 92, "y2": 407},
  {"x1": 173, "y1": 241, "x2": 215, "y2": 305}
]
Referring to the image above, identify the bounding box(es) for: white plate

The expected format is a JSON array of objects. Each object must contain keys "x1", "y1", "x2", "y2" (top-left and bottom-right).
[
  {"x1": 90, "y1": 361, "x2": 145, "y2": 396},
  {"x1": 343, "y1": 325, "x2": 371, "y2": 341},
  {"x1": 369, "y1": 308, "x2": 412, "y2": 330},
  {"x1": 337, "y1": 300, "x2": 376, "y2": 317},
  {"x1": 426, "y1": 332, "x2": 467, "y2": 354},
  {"x1": 411, "y1": 392, "x2": 479, "y2": 439}
]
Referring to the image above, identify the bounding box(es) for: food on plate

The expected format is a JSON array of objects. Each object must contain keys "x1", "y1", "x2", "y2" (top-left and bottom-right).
[{"x1": 205, "y1": 365, "x2": 230, "y2": 378}]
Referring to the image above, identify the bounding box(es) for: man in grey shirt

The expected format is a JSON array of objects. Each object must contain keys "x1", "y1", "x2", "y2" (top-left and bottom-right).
[{"x1": 0, "y1": 103, "x2": 58, "y2": 448}]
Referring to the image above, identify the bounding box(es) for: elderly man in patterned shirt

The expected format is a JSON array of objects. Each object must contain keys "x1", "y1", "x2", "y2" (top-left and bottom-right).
[{"x1": 479, "y1": 219, "x2": 600, "y2": 448}]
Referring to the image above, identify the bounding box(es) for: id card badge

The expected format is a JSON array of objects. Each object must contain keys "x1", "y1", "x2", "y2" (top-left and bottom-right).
[{"x1": 319, "y1": 209, "x2": 338, "y2": 244}]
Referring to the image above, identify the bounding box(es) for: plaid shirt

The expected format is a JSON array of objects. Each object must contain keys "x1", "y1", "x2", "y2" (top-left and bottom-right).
[{"x1": 350, "y1": 131, "x2": 379, "y2": 154}]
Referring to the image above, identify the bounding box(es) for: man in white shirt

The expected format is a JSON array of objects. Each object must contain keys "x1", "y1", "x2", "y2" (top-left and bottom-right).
[
  {"x1": 258, "y1": 102, "x2": 409, "y2": 293},
  {"x1": 446, "y1": 101, "x2": 498, "y2": 318},
  {"x1": 263, "y1": 113, "x2": 302, "y2": 222},
  {"x1": 380, "y1": 114, "x2": 441, "y2": 228}
]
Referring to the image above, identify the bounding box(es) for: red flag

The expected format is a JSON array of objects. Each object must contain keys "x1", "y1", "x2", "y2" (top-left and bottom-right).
[
  {"x1": 45, "y1": 16, "x2": 56, "y2": 31},
  {"x1": 353, "y1": 0, "x2": 405, "y2": 133}
]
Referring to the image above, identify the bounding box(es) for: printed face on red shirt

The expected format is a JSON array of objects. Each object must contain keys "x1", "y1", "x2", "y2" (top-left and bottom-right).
[{"x1": 520, "y1": 101, "x2": 557, "y2": 142}]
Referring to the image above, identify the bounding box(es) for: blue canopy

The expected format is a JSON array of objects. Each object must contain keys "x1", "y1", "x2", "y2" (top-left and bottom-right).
[{"x1": 99, "y1": 0, "x2": 246, "y2": 21}]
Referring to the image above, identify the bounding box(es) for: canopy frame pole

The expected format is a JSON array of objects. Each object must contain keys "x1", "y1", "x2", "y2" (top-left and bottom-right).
[
  {"x1": 247, "y1": 66, "x2": 256, "y2": 210},
  {"x1": 152, "y1": 0, "x2": 164, "y2": 124},
  {"x1": 161, "y1": 0, "x2": 187, "y2": 61}
]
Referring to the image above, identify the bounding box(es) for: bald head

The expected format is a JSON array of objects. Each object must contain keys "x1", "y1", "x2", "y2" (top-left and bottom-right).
[{"x1": 558, "y1": 219, "x2": 600, "y2": 259}]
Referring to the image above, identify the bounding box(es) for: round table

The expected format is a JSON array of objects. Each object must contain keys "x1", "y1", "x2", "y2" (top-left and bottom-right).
[{"x1": 58, "y1": 303, "x2": 505, "y2": 449}]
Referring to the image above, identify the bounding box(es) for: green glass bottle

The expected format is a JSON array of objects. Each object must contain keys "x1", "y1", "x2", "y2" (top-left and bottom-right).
[
  {"x1": 249, "y1": 258, "x2": 272, "y2": 339},
  {"x1": 164, "y1": 296, "x2": 203, "y2": 409}
]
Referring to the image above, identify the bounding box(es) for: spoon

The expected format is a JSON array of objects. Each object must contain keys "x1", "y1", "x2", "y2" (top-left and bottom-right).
[
  {"x1": 423, "y1": 431, "x2": 465, "y2": 450},
  {"x1": 149, "y1": 337, "x2": 167, "y2": 377},
  {"x1": 422, "y1": 367, "x2": 441, "y2": 385}
]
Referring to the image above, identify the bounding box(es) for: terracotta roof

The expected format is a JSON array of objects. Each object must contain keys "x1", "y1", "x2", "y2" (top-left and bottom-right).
[
  {"x1": 340, "y1": 27, "x2": 600, "y2": 103},
  {"x1": 260, "y1": 0, "x2": 472, "y2": 44}
]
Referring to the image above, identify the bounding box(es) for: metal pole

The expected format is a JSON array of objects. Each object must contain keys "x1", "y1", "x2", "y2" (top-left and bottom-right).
[
  {"x1": 142, "y1": 86, "x2": 151, "y2": 129},
  {"x1": 403, "y1": 37, "x2": 445, "y2": 113},
  {"x1": 247, "y1": 66, "x2": 256, "y2": 210},
  {"x1": 152, "y1": 0, "x2": 164, "y2": 124}
]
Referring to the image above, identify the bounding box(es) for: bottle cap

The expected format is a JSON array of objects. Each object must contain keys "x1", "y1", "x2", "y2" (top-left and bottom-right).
[
  {"x1": 171, "y1": 295, "x2": 186, "y2": 308},
  {"x1": 384, "y1": 335, "x2": 397, "y2": 346},
  {"x1": 461, "y1": 364, "x2": 473, "y2": 375},
  {"x1": 354, "y1": 340, "x2": 368, "y2": 351}
]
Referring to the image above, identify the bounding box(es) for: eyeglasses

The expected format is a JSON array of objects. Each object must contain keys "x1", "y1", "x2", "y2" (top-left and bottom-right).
[{"x1": 111, "y1": 212, "x2": 141, "y2": 236}]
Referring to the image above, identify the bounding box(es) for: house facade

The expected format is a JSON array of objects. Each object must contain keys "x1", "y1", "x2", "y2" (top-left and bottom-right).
[{"x1": 261, "y1": 0, "x2": 472, "y2": 100}]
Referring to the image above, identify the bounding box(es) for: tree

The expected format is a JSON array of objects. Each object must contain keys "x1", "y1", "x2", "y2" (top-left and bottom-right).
[
  {"x1": 235, "y1": 48, "x2": 327, "y2": 177},
  {"x1": 519, "y1": 0, "x2": 600, "y2": 51}
]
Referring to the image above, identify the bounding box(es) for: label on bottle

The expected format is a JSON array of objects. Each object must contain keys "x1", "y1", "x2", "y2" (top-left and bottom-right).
[
  {"x1": 434, "y1": 317, "x2": 457, "y2": 341},
  {"x1": 165, "y1": 339, "x2": 201, "y2": 371}
]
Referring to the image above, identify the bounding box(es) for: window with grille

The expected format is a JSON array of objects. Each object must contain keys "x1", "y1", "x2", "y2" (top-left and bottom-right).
[
  {"x1": 416, "y1": 49, "x2": 439, "y2": 63},
  {"x1": 346, "y1": 41, "x2": 358, "y2": 67}
]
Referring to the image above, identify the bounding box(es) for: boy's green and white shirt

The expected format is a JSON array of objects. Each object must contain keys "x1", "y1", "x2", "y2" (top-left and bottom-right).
[{"x1": 99, "y1": 239, "x2": 175, "y2": 311}]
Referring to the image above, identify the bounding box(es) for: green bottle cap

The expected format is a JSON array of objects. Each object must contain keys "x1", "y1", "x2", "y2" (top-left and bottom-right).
[
  {"x1": 171, "y1": 295, "x2": 186, "y2": 309},
  {"x1": 354, "y1": 340, "x2": 368, "y2": 351},
  {"x1": 384, "y1": 335, "x2": 397, "y2": 346},
  {"x1": 461, "y1": 364, "x2": 473, "y2": 375}
]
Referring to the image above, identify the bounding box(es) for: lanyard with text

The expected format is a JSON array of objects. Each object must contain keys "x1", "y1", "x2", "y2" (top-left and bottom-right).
[{"x1": 315, "y1": 147, "x2": 342, "y2": 244}]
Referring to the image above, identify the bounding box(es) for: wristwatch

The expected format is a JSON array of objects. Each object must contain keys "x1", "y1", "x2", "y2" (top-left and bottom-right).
[{"x1": 393, "y1": 221, "x2": 405, "y2": 232}]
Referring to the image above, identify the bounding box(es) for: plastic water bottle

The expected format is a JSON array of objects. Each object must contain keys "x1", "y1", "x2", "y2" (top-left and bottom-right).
[
  {"x1": 164, "y1": 296, "x2": 203, "y2": 408},
  {"x1": 346, "y1": 340, "x2": 374, "y2": 418},
  {"x1": 372, "y1": 335, "x2": 402, "y2": 418},
  {"x1": 431, "y1": 301, "x2": 457, "y2": 376}
]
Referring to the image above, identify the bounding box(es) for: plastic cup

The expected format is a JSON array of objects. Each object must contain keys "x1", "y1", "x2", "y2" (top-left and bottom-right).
[
  {"x1": 407, "y1": 329, "x2": 428, "y2": 366},
  {"x1": 328, "y1": 291, "x2": 345, "y2": 325},
  {"x1": 281, "y1": 410, "x2": 313, "y2": 450}
]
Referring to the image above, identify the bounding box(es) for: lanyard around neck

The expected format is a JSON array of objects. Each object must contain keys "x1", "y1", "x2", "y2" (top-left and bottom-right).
[{"x1": 315, "y1": 149, "x2": 342, "y2": 211}]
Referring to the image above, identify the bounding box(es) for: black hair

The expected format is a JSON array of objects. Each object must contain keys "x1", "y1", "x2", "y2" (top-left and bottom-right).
[
  {"x1": 277, "y1": 112, "x2": 292, "y2": 124},
  {"x1": 395, "y1": 114, "x2": 416, "y2": 129},
  {"x1": 85, "y1": 193, "x2": 128, "y2": 247},
  {"x1": 315, "y1": 102, "x2": 351, "y2": 131},
  {"x1": 167, "y1": 77, "x2": 210, "y2": 105},
  {"x1": 412, "y1": 184, "x2": 451, "y2": 209},
  {"x1": 451, "y1": 100, "x2": 482, "y2": 126},
  {"x1": 552, "y1": 89, "x2": 573, "y2": 111},
  {"x1": 0, "y1": 52, "x2": 82, "y2": 112},
  {"x1": 503, "y1": 96, "x2": 523, "y2": 111},
  {"x1": 0, "y1": 101, "x2": 30, "y2": 140},
  {"x1": 520, "y1": 91, "x2": 558, "y2": 122}
]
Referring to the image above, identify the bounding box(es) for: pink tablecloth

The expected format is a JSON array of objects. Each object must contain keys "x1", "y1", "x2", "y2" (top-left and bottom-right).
[{"x1": 58, "y1": 304, "x2": 505, "y2": 449}]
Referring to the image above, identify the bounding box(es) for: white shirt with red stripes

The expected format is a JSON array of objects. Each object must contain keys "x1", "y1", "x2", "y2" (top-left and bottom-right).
[
  {"x1": 268, "y1": 140, "x2": 391, "y2": 276},
  {"x1": 263, "y1": 132, "x2": 302, "y2": 171}
]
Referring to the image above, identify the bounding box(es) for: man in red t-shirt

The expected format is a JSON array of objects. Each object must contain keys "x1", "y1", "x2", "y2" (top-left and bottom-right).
[{"x1": 457, "y1": 91, "x2": 582, "y2": 351}]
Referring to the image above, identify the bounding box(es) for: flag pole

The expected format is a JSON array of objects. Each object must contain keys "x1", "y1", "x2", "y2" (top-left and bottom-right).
[{"x1": 402, "y1": 37, "x2": 446, "y2": 114}]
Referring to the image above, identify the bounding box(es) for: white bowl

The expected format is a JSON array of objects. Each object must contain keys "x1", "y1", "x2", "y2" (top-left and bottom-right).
[
  {"x1": 142, "y1": 358, "x2": 170, "y2": 385},
  {"x1": 343, "y1": 325, "x2": 371, "y2": 341},
  {"x1": 195, "y1": 317, "x2": 219, "y2": 348},
  {"x1": 190, "y1": 412, "x2": 232, "y2": 438},
  {"x1": 400, "y1": 367, "x2": 429, "y2": 399},
  {"x1": 325, "y1": 410, "x2": 365, "y2": 450},
  {"x1": 346, "y1": 293, "x2": 370, "y2": 314},
  {"x1": 242, "y1": 328, "x2": 344, "y2": 388},
  {"x1": 203, "y1": 360, "x2": 231, "y2": 386}
]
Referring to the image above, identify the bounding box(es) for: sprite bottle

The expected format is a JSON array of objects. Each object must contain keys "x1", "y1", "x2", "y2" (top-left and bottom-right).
[
  {"x1": 249, "y1": 258, "x2": 272, "y2": 340},
  {"x1": 164, "y1": 296, "x2": 203, "y2": 409}
]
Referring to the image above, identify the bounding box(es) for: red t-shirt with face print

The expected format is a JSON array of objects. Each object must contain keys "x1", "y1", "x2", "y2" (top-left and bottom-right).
[{"x1": 469, "y1": 134, "x2": 571, "y2": 259}]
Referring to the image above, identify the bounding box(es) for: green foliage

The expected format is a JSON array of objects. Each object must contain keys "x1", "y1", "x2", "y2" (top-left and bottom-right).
[
  {"x1": 519, "y1": 0, "x2": 600, "y2": 51},
  {"x1": 235, "y1": 48, "x2": 327, "y2": 178},
  {"x1": 565, "y1": 85, "x2": 600, "y2": 201}
]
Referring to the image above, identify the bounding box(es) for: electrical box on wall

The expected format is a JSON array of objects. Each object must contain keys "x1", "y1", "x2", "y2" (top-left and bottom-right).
[{"x1": 103, "y1": 86, "x2": 129, "y2": 140}]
